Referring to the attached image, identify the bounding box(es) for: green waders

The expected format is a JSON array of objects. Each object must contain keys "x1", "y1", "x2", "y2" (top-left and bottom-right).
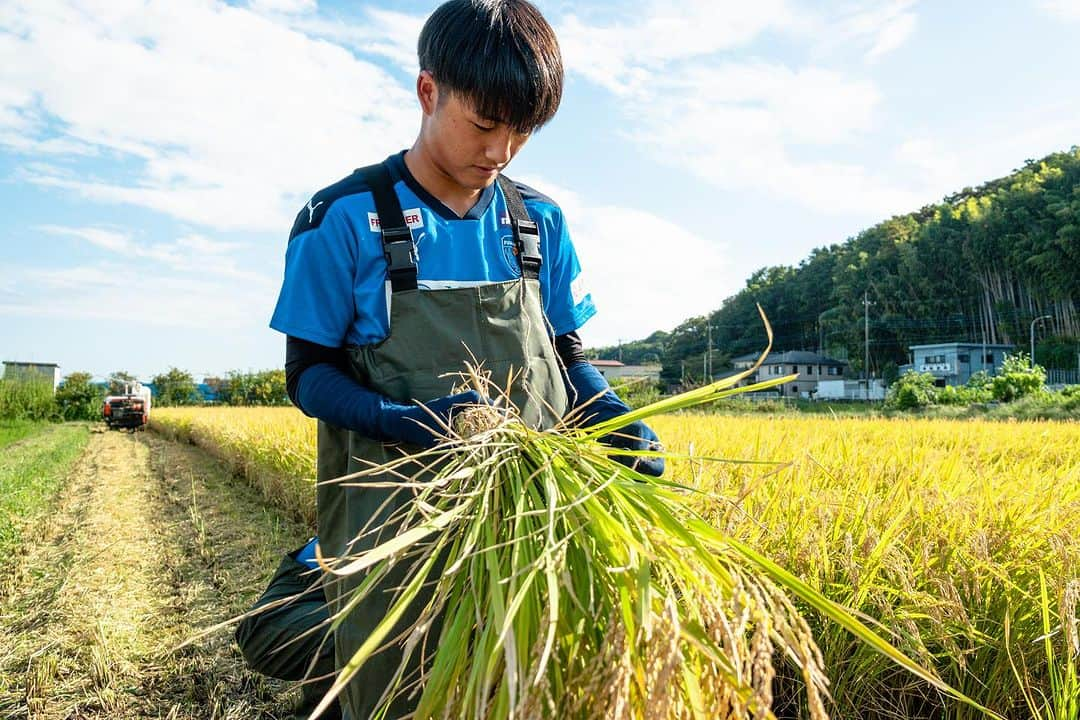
[
  {"x1": 316, "y1": 165, "x2": 568, "y2": 719},
  {"x1": 235, "y1": 544, "x2": 341, "y2": 719}
]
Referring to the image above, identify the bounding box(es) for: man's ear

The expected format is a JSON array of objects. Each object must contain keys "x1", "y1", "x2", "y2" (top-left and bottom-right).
[{"x1": 417, "y1": 70, "x2": 439, "y2": 116}]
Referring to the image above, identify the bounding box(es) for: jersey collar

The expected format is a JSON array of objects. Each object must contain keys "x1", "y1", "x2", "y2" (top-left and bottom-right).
[{"x1": 384, "y1": 150, "x2": 496, "y2": 222}]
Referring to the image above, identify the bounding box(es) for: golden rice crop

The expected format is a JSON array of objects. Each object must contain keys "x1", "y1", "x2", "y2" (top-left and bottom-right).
[
  {"x1": 303, "y1": 363, "x2": 982, "y2": 720},
  {"x1": 151, "y1": 407, "x2": 1080, "y2": 718},
  {"x1": 151, "y1": 406, "x2": 317, "y2": 524},
  {"x1": 651, "y1": 414, "x2": 1080, "y2": 719}
]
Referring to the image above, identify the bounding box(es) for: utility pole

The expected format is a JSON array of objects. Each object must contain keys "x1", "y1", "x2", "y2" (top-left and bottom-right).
[
  {"x1": 617, "y1": 338, "x2": 622, "y2": 363},
  {"x1": 706, "y1": 323, "x2": 713, "y2": 381},
  {"x1": 863, "y1": 290, "x2": 873, "y2": 401},
  {"x1": 981, "y1": 332, "x2": 987, "y2": 375},
  {"x1": 1030, "y1": 315, "x2": 1051, "y2": 368}
]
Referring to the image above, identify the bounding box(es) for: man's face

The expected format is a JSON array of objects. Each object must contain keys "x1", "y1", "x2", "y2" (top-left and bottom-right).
[{"x1": 421, "y1": 78, "x2": 532, "y2": 192}]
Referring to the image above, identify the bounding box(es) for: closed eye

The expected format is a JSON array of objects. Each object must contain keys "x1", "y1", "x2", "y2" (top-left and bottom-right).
[{"x1": 472, "y1": 121, "x2": 496, "y2": 131}]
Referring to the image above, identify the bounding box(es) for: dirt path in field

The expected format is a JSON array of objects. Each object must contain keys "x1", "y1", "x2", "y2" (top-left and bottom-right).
[{"x1": 0, "y1": 427, "x2": 314, "y2": 719}]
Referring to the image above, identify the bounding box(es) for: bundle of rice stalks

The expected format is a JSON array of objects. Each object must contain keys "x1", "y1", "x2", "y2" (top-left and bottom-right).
[{"x1": 312, "y1": 314, "x2": 992, "y2": 720}]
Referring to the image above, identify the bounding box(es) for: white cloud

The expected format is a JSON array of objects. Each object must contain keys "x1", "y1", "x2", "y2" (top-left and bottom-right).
[
  {"x1": 248, "y1": 0, "x2": 316, "y2": 15},
  {"x1": 557, "y1": 1, "x2": 801, "y2": 95},
  {"x1": 38, "y1": 225, "x2": 131, "y2": 253},
  {"x1": 864, "y1": 10, "x2": 917, "y2": 61},
  {"x1": 622, "y1": 61, "x2": 926, "y2": 216},
  {"x1": 829, "y1": 1, "x2": 919, "y2": 63},
  {"x1": 0, "y1": 132, "x2": 101, "y2": 157},
  {"x1": 292, "y1": 8, "x2": 425, "y2": 72},
  {"x1": 893, "y1": 138, "x2": 964, "y2": 191},
  {"x1": 650, "y1": 62, "x2": 880, "y2": 144},
  {"x1": 0, "y1": 0, "x2": 417, "y2": 232},
  {"x1": 0, "y1": 261, "x2": 275, "y2": 330},
  {"x1": 518, "y1": 177, "x2": 736, "y2": 344},
  {"x1": 36, "y1": 224, "x2": 261, "y2": 281},
  {"x1": 0, "y1": 0, "x2": 928, "y2": 231},
  {"x1": 556, "y1": 2, "x2": 929, "y2": 218},
  {"x1": 1037, "y1": 0, "x2": 1080, "y2": 22}
]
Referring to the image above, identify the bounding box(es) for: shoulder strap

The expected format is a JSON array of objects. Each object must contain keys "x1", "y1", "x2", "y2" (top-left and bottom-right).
[
  {"x1": 357, "y1": 162, "x2": 417, "y2": 293},
  {"x1": 496, "y1": 175, "x2": 542, "y2": 280}
]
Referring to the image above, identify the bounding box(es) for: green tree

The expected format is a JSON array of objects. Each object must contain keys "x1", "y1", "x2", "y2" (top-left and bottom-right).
[
  {"x1": 607, "y1": 377, "x2": 662, "y2": 410},
  {"x1": 885, "y1": 372, "x2": 937, "y2": 410},
  {"x1": 1035, "y1": 335, "x2": 1080, "y2": 370},
  {"x1": 55, "y1": 372, "x2": 104, "y2": 421},
  {"x1": 991, "y1": 353, "x2": 1047, "y2": 402},
  {"x1": 223, "y1": 369, "x2": 289, "y2": 406},
  {"x1": 0, "y1": 379, "x2": 57, "y2": 421},
  {"x1": 151, "y1": 367, "x2": 199, "y2": 406}
]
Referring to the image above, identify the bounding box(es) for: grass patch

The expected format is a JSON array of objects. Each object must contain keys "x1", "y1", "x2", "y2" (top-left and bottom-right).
[
  {"x1": 0, "y1": 423, "x2": 90, "y2": 565},
  {"x1": 0, "y1": 379, "x2": 57, "y2": 421},
  {"x1": 0, "y1": 420, "x2": 47, "y2": 448},
  {"x1": 709, "y1": 397, "x2": 886, "y2": 416}
]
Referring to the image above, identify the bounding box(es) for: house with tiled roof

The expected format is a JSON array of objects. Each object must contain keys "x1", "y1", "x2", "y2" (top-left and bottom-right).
[{"x1": 730, "y1": 351, "x2": 847, "y2": 398}]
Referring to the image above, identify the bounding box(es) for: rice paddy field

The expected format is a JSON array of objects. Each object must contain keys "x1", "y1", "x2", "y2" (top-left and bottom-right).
[{"x1": 149, "y1": 407, "x2": 1080, "y2": 719}]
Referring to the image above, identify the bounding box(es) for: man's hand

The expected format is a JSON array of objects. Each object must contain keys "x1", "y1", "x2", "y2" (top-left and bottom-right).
[
  {"x1": 600, "y1": 419, "x2": 665, "y2": 477},
  {"x1": 378, "y1": 390, "x2": 486, "y2": 448},
  {"x1": 562, "y1": 361, "x2": 665, "y2": 477}
]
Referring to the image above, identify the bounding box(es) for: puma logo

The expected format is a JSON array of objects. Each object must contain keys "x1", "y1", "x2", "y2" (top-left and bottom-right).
[{"x1": 307, "y1": 199, "x2": 324, "y2": 222}]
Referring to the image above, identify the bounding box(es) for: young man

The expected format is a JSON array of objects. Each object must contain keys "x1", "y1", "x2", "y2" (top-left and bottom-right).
[{"x1": 268, "y1": 0, "x2": 662, "y2": 715}]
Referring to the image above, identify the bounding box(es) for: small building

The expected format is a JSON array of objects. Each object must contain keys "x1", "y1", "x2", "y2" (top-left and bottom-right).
[
  {"x1": 818, "y1": 379, "x2": 887, "y2": 401},
  {"x1": 587, "y1": 359, "x2": 662, "y2": 382},
  {"x1": 901, "y1": 342, "x2": 1015, "y2": 387},
  {"x1": 2, "y1": 361, "x2": 61, "y2": 390},
  {"x1": 731, "y1": 351, "x2": 847, "y2": 398}
]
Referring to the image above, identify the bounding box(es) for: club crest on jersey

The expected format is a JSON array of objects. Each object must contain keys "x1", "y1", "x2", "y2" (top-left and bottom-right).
[
  {"x1": 500, "y1": 234, "x2": 520, "y2": 275},
  {"x1": 368, "y1": 208, "x2": 424, "y2": 233}
]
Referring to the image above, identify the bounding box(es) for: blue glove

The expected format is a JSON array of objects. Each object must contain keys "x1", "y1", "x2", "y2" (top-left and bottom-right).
[
  {"x1": 377, "y1": 390, "x2": 485, "y2": 448},
  {"x1": 563, "y1": 361, "x2": 664, "y2": 477},
  {"x1": 294, "y1": 362, "x2": 484, "y2": 448},
  {"x1": 598, "y1": 419, "x2": 665, "y2": 477}
]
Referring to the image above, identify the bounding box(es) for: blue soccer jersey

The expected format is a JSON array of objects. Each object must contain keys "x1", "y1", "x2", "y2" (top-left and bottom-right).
[{"x1": 270, "y1": 151, "x2": 596, "y2": 348}]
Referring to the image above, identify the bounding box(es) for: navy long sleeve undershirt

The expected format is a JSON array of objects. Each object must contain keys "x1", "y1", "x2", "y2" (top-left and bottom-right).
[{"x1": 284, "y1": 333, "x2": 585, "y2": 437}]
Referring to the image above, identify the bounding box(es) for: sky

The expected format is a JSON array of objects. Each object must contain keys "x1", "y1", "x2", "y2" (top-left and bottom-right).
[{"x1": 1, "y1": 0, "x2": 1079, "y2": 381}]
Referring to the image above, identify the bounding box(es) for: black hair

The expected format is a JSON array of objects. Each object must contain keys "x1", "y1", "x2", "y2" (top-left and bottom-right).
[{"x1": 418, "y1": 0, "x2": 563, "y2": 134}]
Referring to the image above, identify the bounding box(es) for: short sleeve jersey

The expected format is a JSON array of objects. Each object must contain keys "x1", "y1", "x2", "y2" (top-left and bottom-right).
[{"x1": 270, "y1": 151, "x2": 596, "y2": 348}]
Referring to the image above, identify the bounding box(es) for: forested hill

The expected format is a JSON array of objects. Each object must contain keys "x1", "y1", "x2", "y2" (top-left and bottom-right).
[{"x1": 590, "y1": 147, "x2": 1080, "y2": 384}]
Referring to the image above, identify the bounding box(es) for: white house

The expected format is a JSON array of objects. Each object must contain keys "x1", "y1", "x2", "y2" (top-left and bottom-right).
[
  {"x1": 730, "y1": 351, "x2": 847, "y2": 398},
  {"x1": 817, "y1": 379, "x2": 887, "y2": 401}
]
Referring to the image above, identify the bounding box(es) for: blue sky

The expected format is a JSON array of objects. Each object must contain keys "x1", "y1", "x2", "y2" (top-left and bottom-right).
[{"x1": 2, "y1": 0, "x2": 1079, "y2": 381}]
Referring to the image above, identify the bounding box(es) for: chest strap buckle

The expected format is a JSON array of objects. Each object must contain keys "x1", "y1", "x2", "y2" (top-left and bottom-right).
[
  {"x1": 383, "y1": 227, "x2": 416, "y2": 268},
  {"x1": 513, "y1": 218, "x2": 542, "y2": 278},
  {"x1": 382, "y1": 226, "x2": 418, "y2": 291}
]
